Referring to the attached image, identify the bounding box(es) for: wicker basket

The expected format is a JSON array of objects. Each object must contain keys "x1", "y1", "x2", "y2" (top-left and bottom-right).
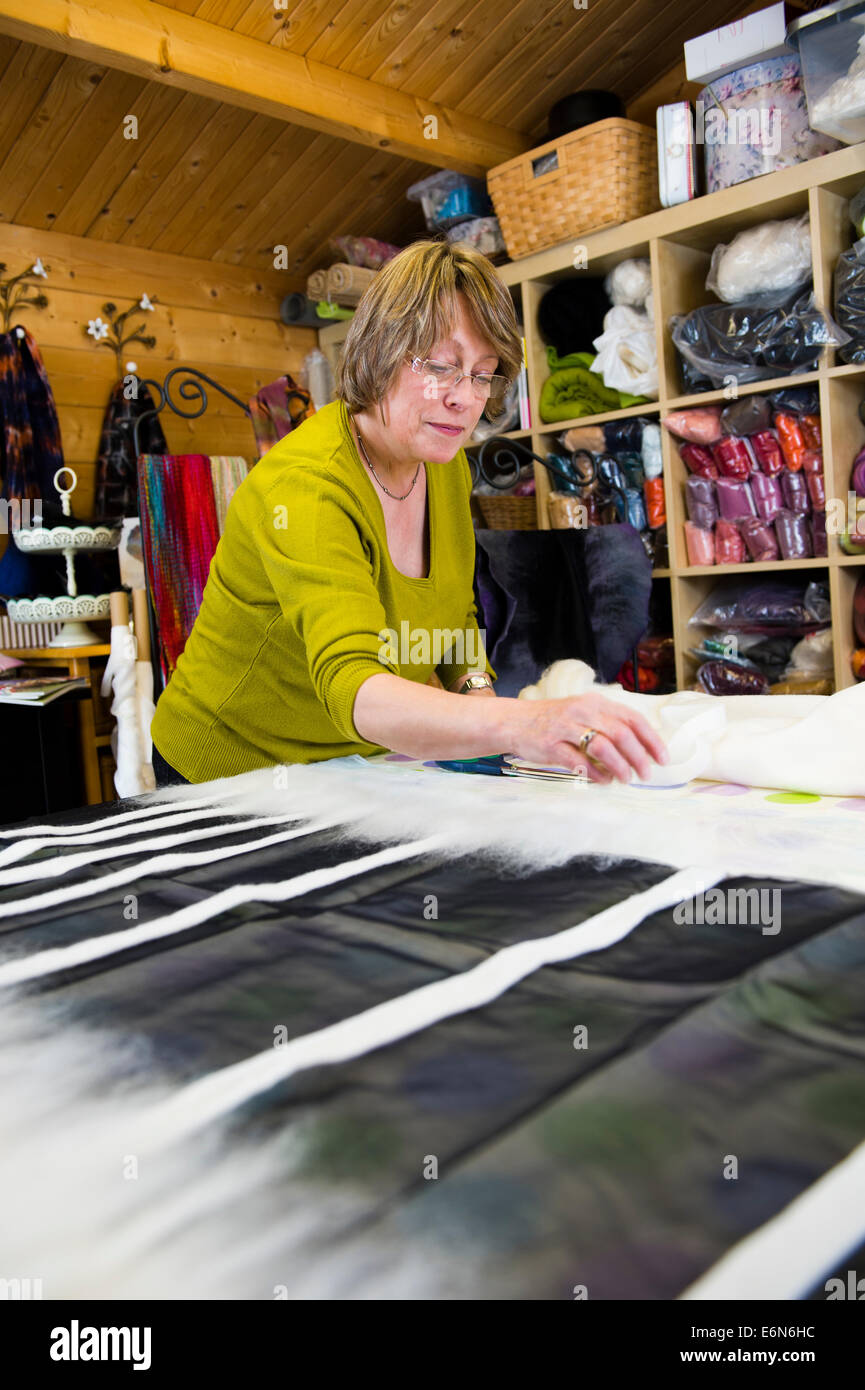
[
  {"x1": 487, "y1": 119, "x2": 660, "y2": 261},
  {"x1": 475, "y1": 494, "x2": 538, "y2": 530}
]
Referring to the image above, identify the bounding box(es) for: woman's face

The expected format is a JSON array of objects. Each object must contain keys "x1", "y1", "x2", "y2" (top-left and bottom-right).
[{"x1": 378, "y1": 292, "x2": 500, "y2": 464}]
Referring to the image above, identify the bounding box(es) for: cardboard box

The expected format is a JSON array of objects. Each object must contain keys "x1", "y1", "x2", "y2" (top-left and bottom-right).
[{"x1": 684, "y1": 3, "x2": 792, "y2": 84}]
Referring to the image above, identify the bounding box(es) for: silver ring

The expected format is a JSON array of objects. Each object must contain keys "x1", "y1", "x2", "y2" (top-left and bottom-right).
[{"x1": 576, "y1": 728, "x2": 598, "y2": 754}]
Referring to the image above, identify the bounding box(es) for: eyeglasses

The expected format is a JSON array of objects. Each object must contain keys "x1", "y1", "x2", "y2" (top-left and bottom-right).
[{"x1": 407, "y1": 355, "x2": 509, "y2": 400}]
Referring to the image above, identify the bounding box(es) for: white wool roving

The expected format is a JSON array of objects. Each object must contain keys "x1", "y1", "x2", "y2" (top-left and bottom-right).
[
  {"x1": 708, "y1": 215, "x2": 811, "y2": 302},
  {"x1": 519, "y1": 659, "x2": 865, "y2": 799},
  {"x1": 143, "y1": 729, "x2": 865, "y2": 897},
  {"x1": 604, "y1": 257, "x2": 652, "y2": 307}
]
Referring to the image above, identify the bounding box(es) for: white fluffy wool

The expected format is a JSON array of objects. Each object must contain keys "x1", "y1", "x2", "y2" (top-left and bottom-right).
[{"x1": 145, "y1": 697, "x2": 865, "y2": 894}]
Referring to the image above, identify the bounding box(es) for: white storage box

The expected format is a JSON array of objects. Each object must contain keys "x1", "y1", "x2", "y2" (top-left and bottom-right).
[{"x1": 684, "y1": 4, "x2": 791, "y2": 85}]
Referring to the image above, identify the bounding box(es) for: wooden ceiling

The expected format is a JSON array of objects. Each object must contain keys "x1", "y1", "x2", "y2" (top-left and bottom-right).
[{"x1": 0, "y1": 0, "x2": 805, "y2": 281}]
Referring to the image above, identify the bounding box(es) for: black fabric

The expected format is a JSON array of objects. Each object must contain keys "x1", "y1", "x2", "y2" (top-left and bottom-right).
[
  {"x1": 537, "y1": 277, "x2": 611, "y2": 358},
  {"x1": 473, "y1": 526, "x2": 652, "y2": 695},
  {"x1": 151, "y1": 743, "x2": 189, "y2": 787}
]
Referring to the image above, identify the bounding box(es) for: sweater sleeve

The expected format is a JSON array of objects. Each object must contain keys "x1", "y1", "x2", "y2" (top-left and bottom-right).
[{"x1": 255, "y1": 466, "x2": 399, "y2": 741}]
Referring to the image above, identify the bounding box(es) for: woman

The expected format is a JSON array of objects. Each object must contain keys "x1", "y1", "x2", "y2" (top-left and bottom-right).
[{"x1": 150, "y1": 240, "x2": 667, "y2": 787}]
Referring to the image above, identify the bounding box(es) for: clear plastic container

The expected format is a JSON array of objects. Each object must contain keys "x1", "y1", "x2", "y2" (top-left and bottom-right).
[
  {"x1": 406, "y1": 170, "x2": 491, "y2": 230},
  {"x1": 787, "y1": 0, "x2": 865, "y2": 145}
]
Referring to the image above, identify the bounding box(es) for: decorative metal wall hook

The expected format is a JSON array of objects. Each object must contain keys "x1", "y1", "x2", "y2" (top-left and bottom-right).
[
  {"x1": 0, "y1": 258, "x2": 49, "y2": 334},
  {"x1": 471, "y1": 436, "x2": 552, "y2": 491},
  {"x1": 85, "y1": 293, "x2": 158, "y2": 375},
  {"x1": 130, "y1": 366, "x2": 252, "y2": 458}
]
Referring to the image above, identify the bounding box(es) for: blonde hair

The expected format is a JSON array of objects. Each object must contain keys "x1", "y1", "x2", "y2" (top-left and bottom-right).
[{"x1": 336, "y1": 239, "x2": 522, "y2": 420}]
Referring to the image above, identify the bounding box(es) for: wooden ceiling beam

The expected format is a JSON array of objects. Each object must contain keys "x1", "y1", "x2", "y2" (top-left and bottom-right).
[{"x1": 0, "y1": 0, "x2": 529, "y2": 175}]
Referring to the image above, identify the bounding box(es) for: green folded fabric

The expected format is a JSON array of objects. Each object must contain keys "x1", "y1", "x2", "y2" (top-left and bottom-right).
[
  {"x1": 314, "y1": 300, "x2": 355, "y2": 321},
  {"x1": 539, "y1": 346, "x2": 648, "y2": 423}
]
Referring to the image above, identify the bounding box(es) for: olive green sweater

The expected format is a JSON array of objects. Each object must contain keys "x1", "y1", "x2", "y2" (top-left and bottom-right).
[{"x1": 150, "y1": 399, "x2": 494, "y2": 781}]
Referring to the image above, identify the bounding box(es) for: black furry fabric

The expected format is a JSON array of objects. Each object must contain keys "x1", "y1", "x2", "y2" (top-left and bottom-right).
[
  {"x1": 473, "y1": 526, "x2": 652, "y2": 695},
  {"x1": 537, "y1": 278, "x2": 611, "y2": 357}
]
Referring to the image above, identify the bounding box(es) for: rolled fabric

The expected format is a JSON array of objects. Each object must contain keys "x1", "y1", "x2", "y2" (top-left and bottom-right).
[
  {"x1": 715, "y1": 477, "x2": 757, "y2": 521},
  {"x1": 280, "y1": 293, "x2": 322, "y2": 327},
  {"x1": 619, "y1": 453, "x2": 645, "y2": 490},
  {"x1": 775, "y1": 509, "x2": 812, "y2": 559},
  {"x1": 720, "y1": 394, "x2": 771, "y2": 436},
  {"x1": 800, "y1": 415, "x2": 822, "y2": 450},
  {"x1": 750, "y1": 470, "x2": 784, "y2": 523},
  {"x1": 306, "y1": 268, "x2": 328, "y2": 300},
  {"x1": 806, "y1": 470, "x2": 826, "y2": 509},
  {"x1": 852, "y1": 456, "x2": 865, "y2": 498},
  {"x1": 685, "y1": 520, "x2": 715, "y2": 565},
  {"x1": 623, "y1": 486, "x2": 647, "y2": 531},
  {"x1": 685, "y1": 474, "x2": 717, "y2": 528},
  {"x1": 854, "y1": 574, "x2": 865, "y2": 645},
  {"x1": 802, "y1": 449, "x2": 823, "y2": 474},
  {"x1": 715, "y1": 519, "x2": 745, "y2": 564},
  {"x1": 662, "y1": 407, "x2": 722, "y2": 443},
  {"x1": 740, "y1": 516, "x2": 780, "y2": 562},
  {"x1": 811, "y1": 510, "x2": 828, "y2": 557},
  {"x1": 712, "y1": 435, "x2": 752, "y2": 479},
  {"x1": 644, "y1": 475, "x2": 666, "y2": 528},
  {"x1": 774, "y1": 413, "x2": 806, "y2": 470},
  {"x1": 640, "y1": 422, "x2": 663, "y2": 478},
  {"x1": 781, "y1": 469, "x2": 811, "y2": 514},
  {"x1": 680, "y1": 443, "x2": 718, "y2": 478},
  {"x1": 750, "y1": 431, "x2": 785, "y2": 474},
  {"x1": 562, "y1": 425, "x2": 605, "y2": 453},
  {"x1": 326, "y1": 263, "x2": 376, "y2": 305},
  {"x1": 603, "y1": 418, "x2": 647, "y2": 452},
  {"x1": 697, "y1": 660, "x2": 769, "y2": 696}
]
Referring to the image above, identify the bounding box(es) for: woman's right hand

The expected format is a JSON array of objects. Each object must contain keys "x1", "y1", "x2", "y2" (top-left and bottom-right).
[{"x1": 506, "y1": 692, "x2": 669, "y2": 784}]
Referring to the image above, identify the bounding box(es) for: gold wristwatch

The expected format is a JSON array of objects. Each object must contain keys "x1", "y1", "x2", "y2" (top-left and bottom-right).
[{"x1": 458, "y1": 673, "x2": 493, "y2": 693}]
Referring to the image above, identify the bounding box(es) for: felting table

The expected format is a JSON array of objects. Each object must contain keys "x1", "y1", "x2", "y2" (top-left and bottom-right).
[{"x1": 0, "y1": 753, "x2": 864, "y2": 1301}]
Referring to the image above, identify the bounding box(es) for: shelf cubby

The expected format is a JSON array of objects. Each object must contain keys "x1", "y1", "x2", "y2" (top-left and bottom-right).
[{"x1": 319, "y1": 143, "x2": 865, "y2": 694}]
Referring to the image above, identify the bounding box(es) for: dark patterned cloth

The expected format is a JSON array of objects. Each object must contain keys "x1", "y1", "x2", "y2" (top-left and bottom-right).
[
  {"x1": 1, "y1": 792, "x2": 863, "y2": 1300},
  {"x1": 0, "y1": 327, "x2": 64, "y2": 503},
  {"x1": 93, "y1": 379, "x2": 167, "y2": 523},
  {"x1": 0, "y1": 327, "x2": 65, "y2": 597}
]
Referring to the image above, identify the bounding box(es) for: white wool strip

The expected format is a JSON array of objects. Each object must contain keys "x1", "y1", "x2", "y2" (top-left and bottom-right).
[
  {"x1": 0, "y1": 833, "x2": 444, "y2": 987},
  {"x1": 136, "y1": 864, "x2": 724, "y2": 1152},
  {"x1": 0, "y1": 772, "x2": 262, "y2": 840},
  {"x1": 0, "y1": 811, "x2": 300, "y2": 884},
  {"x1": 0, "y1": 807, "x2": 295, "y2": 875},
  {"x1": 681, "y1": 1135, "x2": 865, "y2": 1301}
]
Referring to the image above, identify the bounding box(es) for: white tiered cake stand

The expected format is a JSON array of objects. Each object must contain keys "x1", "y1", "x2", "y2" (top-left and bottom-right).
[{"x1": 7, "y1": 467, "x2": 121, "y2": 647}]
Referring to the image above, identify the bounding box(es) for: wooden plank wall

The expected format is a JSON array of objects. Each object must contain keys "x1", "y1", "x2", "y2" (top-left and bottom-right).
[{"x1": 0, "y1": 219, "x2": 317, "y2": 558}]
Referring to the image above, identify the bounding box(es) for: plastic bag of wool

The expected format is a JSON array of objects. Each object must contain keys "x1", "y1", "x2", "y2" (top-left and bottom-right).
[{"x1": 1, "y1": 659, "x2": 864, "y2": 1301}]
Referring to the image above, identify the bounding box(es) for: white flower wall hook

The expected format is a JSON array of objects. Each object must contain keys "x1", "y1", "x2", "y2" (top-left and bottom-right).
[
  {"x1": 83, "y1": 293, "x2": 159, "y2": 374},
  {"x1": 0, "y1": 259, "x2": 50, "y2": 333}
]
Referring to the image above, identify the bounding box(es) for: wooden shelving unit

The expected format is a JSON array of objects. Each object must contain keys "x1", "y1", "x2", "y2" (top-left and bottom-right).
[{"x1": 320, "y1": 143, "x2": 865, "y2": 694}]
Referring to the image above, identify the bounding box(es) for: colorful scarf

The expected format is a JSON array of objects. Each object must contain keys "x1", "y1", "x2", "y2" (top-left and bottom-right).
[
  {"x1": 247, "y1": 375, "x2": 315, "y2": 459},
  {"x1": 137, "y1": 454, "x2": 221, "y2": 683}
]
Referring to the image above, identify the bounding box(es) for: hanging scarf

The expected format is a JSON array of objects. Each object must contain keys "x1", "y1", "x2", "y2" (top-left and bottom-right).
[
  {"x1": 247, "y1": 375, "x2": 315, "y2": 460},
  {"x1": 137, "y1": 454, "x2": 221, "y2": 682},
  {"x1": 0, "y1": 327, "x2": 64, "y2": 502}
]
